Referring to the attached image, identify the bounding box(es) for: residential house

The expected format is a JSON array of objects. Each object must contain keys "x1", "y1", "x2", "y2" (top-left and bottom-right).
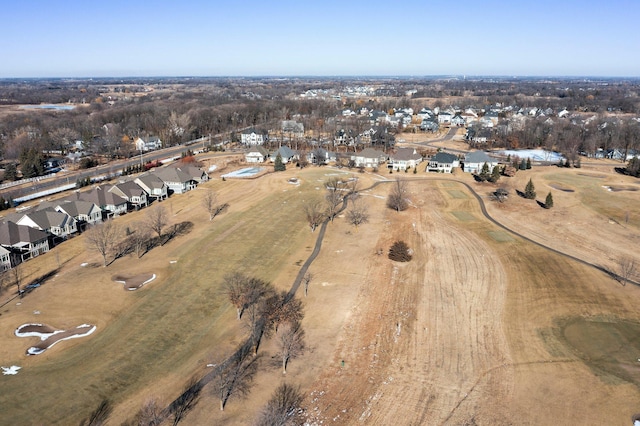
[
  {"x1": 109, "y1": 180, "x2": 149, "y2": 210},
  {"x1": 0, "y1": 246, "x2": 11, "y2": 271},
  {"x1": 270, "y1": 146, "x2": 298, "y2": 164},
  {"x1": 169, "y1": 164, "x2": 209, "y2": 184},
  {"x1": 427, "y1": 152, "x2": 460, "y2": 173},
  {"x1": 451, "y1": 114, "x2": 466, "y2": 127},
  {"x1": 281, "y1": 120, "x2": 305, "y2": 138},
  {"x1": 76, "y1": 186, "x2": 128, "y2": 217},
  {"x1": 463, "y1": 151, "x2": 499, "y2": 174},
  {"x1": 245, "y1": 146, "x2": 269, "y2": 163},
  {"x1": 17, "y1": 208, "x2": 78, "y2": 239},
  {"x1": 54, "y1": 200, "x2": 102, "y2": 230},
  {"x1": 152, "y1": 167, "x2": 197, "y2": 194},
  {"x1": 351, "y1": 148, "x2": 387, "y2": 168},
  {"x1": 0, "y1": 221, "x2": 50, "y2": 262},
  {"x1": 135, "y1": 136, "x2": 162, "y2": 152},
  {"x1": 241, "y1": 128, "x2": 269, "y2": 145},
  {"x1": 389, "y1": 147, "x2": 423, "y2": 171},
  {"x1": 135, "y1": 173, "x2": 169, "y2": 201},
  {"x1": 438, "y1": 112, "x2": 453, "y2": 125},
  {"x1": 420, "y1": 119, "x2": 439, "y2": 132},
  {"x1": 307, "y1": 148, "x2": 336, "y2": 165}
]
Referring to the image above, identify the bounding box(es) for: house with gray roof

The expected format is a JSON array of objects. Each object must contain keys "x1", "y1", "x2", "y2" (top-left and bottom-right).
[
  {"x1": 109, "y1": 180, "x2": 149, "y2": 210},
  {"x1": 168, "y1": 164, "x2": 209, "y2": 183},
  {"x1": 16, "y1": 208, "x2": 77, "y2": 239},
  {"x1": 245, "y1": 146, "x2": 269, "y2": 163},
  {"x1": 76, "y1": 186, "x2": 128, "y2": 217},
  {"x1": 270, "y1": 146, "x2": 297, "y2": 164},
  {"x1": 135, "y1": 173, "x2": 169, "y2": 201},
  {"x1": 54, "y1": 200, "x2": 103, "y2": 227},
  {"x1": 351, "y1": 148, "x2": 387, "y2": 168},
  {"x1": 427, "y1": 152, "x2": 460, "y2": 173},
  {"x1": 463, "y1": 151, "x2": 499, "y2": 174},
  {"x1": 0, "y1": 221, "x2": 50, "y2": 262},
  {"x1": 152, "y1": 167, "x2": 197, "y2": 194},
  {"x1": 389, "y1": 147, "x2": 423, "y2": 171}
]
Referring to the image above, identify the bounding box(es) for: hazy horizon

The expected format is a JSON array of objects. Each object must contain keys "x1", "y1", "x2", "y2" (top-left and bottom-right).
[{"x1": 2, "y1": 0, "x2": 639, "y2": 79}]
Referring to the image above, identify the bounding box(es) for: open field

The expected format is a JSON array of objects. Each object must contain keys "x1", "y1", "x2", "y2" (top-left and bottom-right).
[{"x1": 1, "y1": 160, "x2": 640, "y2": 425}]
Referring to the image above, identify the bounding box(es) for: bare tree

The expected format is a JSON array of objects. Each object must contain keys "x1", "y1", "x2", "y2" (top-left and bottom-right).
[
  {"x1": 85, "y1": 221, "x2": 121, "y2": 267},
  {"x1": 618, "y1": 256, "x2": 637, "y2": 286},
  {"x1": 170, "y1": 376, "x2": 203, "y2": 425},
  {"x1": 128, "y1": 223, "x2": 150, "y2": 259},
  {"x1": 223, "y1": 273, "x2": 273, "y2": 321},
  {"x1": 387, "y1": 178, "x2": 409, "y2": 212},
  {"x1": 346, "y1": 197, "x2": 369, "y2": 231},
  {"x1": 303, "y1": 200, "x2": 325, "y2": 232},
  {"x1": 278, "y1": 321, "x2": 306, "y2": 374},
  {"x1": 325, "y1": 177, "x2": 344, "y2": 222},
  {"x1": 146, "y1": 205, "x2": 169, "y2": 244},
  {"x1": 202, "y1": 189, "x2": 227, "y2": 221},
  {"x1": 135, "y1": 397, "x2": 165, "y2": 426},
  {"x1": 263, "y1": 291, "x2": 304, "y2": 333},
  {"x1": 254, "y1": 383, "x2": 304, "y2": 426},
  {"x1": 211, "y1": 347, "x2": 259, "y2": 411},
  {"x1": 79, "y1": 399, "x2": 112, "y2": 426},
  {"x1": 302, "y1": 272, "x2": 313, "y2": 297}
]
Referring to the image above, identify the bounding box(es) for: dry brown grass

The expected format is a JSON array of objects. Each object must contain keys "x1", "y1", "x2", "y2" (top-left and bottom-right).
[{"x1": 1, "y1": 159, "x2": 640, "y2": 425}]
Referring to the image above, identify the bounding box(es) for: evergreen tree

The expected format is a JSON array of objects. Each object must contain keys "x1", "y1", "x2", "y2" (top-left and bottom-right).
[
  {"x1": 274, "y1": 153, "x2": 286, "y2": 172},
  {"x1": 489, "y1": 165, "x2": 501, "y2": 183},
  {"x1": 526, "y1": 157, "x2": 532, "y2": 169},
  {"x1": 478, "y1": 162, "x2": 490, "y2": 181},
  {"x1": 524, "y1": 179, "x2": 536, "y2": 199},
  {"x1": 545, "y1": 191, "x2": 554, "y2": 208},
  {"x1": 519, "y1": 158, "x2": 527, "y2": 170},
  {"x1": 3, "y1": 163, "x2": 18, "y2": 181}
]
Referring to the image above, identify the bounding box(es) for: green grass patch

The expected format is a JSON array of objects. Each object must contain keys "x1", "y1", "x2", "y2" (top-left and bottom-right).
[
  {"x1": 487, "y1": 231, "x2": 515, "y2": 242},
  {"x1": 452, "y1": 211, "x2": 476, "y2": 221},
  {"x1": 559, "y1": 317, "x2": 640, "y2": 387},
  {"x1": 441, "y1": 181, "x2": 458, "y2": 188}
]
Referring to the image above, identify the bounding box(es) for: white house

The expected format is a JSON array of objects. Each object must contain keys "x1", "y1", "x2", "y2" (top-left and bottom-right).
[
  {"x1": 17, "y1": 209, "x2": 78, "y2": 239},
  {"x1": 245, "y1": 146, "x2": 269, "y2": 163},
  {"x1": 427, "y1": 152, "x2": 459, "y2": 173},
  {"x1": 55, "y1": 200, "x2": 103, "y2": 226},
  {"x1": 463, "y1": 151, "x2": 499, "y2": 174},
  {"x1": 135, "y1": 174, "x2": 169, "y2": 201},
  {"x1": 438, "y1": 112, "x2": 452, "y2": 124},
  {"x1": 388, "y1": 147, "x2": 422, "y2": 171},
  {"x1": 152, "y1": 167, "x2": 197, "y2": 194},
  {"x1": 241, "y1": 128, "x2": 268, "y2": 145},
  {"x1": 351, "y1": 148, "x2": 387, "y2": 168},
  {"x1": 135, "y1": 136, "x2": 162, "y2": 152},
  {"x1": 0, "y1": 221, "x2": 50, "y2": 261}
]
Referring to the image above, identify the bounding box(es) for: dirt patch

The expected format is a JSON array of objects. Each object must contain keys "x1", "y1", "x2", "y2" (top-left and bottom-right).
[{"x1": 112, "y1": 273, "x2": 157, "y2": 290}]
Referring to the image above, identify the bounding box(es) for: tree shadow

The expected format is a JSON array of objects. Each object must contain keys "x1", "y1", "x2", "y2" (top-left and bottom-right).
[
  {"x1": 516, "y1": 189, "x2": 526, "y2": 198},
  {"x1": 536, "y1": 200, "x2": 547, "y2": 209}
]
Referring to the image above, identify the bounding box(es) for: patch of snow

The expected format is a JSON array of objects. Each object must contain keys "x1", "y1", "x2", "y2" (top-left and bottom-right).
[
  {"x1": 81, "y1": 262, "x2": 88, "y2": 267},
  {"x1": 208, "y1": 164, "x2": 218, "y2": 172},
  {"x1": 1, "y1": 366, "x2": 21, "y2": 375},
  {"x1": 169, "y1": 260, "x2": 177, "y2": 264}
]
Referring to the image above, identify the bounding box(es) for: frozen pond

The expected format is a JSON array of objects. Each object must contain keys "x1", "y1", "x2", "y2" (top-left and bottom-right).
[
  {"x1": 19, "y1": 104, "x2": 76, "y2": 111},
  {"x1": 498, "y1": 149, "x2": 565, "y2": 162},
  {"x1": 221, "y1": 167, "x2": 264, "y2": 178}
]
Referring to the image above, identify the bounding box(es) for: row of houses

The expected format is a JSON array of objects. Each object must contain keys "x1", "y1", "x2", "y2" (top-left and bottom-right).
[
  {"x1": 0, "y1": 164, "x2": 208, "y2": 272},
  {"x1": 244, "y1": 142, "x2": 499, "y2": 175}
]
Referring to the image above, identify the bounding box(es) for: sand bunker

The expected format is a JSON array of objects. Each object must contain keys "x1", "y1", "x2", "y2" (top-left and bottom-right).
[
  {"x1": 602, "y1": 185, "x2": 638, "y2": 192},
  {"x1": 112, "y1": 273, "x2": 156, "y2": 290},
  {"x1": 549, "y1": 184, "x2": 575, "y2": 192},
  {"x1": 15, "y1": 323, "x2": 96, "y2": 356}
]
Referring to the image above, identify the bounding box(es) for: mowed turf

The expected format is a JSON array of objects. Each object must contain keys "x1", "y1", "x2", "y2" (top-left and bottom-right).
[{"x1": 0, "y1": 175, "x2": 316, "y2": 425}]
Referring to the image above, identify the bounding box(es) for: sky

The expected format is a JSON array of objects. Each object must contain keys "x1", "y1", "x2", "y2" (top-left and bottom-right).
[{"x1": 1, "y1": 0, "x2": 639, "y2": 78}]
